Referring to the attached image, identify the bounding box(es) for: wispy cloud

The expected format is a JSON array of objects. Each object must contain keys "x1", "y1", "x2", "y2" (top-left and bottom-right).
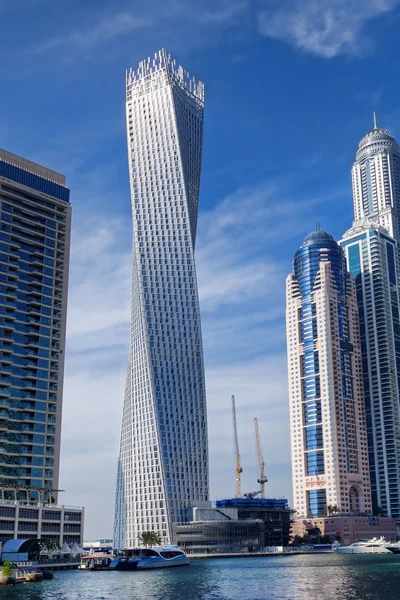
[
  {"x1": 197, "y1": 182, "x2": 321, "y2": 312},
  {"x1": 34, "y1": 12, "x2": 151, "y2": 55},
  {"x1": 60, "y1": 179, "x2": 320, "y2": 537},
  {"x1": 258, "y1": 0, "x2": 400, "y2": 58},
  {"x1": 198, "y1": 1, "x2": 247, "y2": 24},
  {"x1": 30, "y1": 0, "x2": 248, "y2": 58}
]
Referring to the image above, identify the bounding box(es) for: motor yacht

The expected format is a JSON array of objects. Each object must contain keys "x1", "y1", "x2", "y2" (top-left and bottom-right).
[
  {"x1": 386, "y1": 542, "x2": 400, "y2": 554},
  {"x1": 335, "y1": 537, "x2": 390, "y2": 554}
]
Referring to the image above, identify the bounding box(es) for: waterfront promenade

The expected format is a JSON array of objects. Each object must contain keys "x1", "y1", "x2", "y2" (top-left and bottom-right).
[{"x1": 1, "y1": 554, "x2": 400, "y2": 600}]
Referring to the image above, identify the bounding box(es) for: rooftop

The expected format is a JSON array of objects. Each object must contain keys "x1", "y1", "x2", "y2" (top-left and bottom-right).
[
  {"x1": 357, "y1": 113, "x2": 399, "y2": 157},
  {"x1": 0, "y1": 148, "x2": 66, "y2": 185},
  {"x1": 301, "y1": 230, "x2": 335, "y2": 247}
]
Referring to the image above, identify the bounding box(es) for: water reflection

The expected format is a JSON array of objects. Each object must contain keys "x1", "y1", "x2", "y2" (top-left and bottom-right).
[{"x1": 0, "y1": 555, "x2": 400, "y2": 600}]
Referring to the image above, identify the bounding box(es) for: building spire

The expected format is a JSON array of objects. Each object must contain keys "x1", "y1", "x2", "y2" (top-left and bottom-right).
[{"x1": 373, "y1": 112, "x2": 378, "y2": 130}]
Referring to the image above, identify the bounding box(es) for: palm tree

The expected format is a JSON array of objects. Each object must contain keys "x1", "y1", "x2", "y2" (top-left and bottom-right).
[{"x1": 139, "y1": 531, "x2": 163, "y2": 547}]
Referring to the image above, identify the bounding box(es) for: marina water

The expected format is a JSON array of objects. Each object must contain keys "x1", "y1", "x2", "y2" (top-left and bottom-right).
[{"x1": 1, "y1": 554, "x2": 400, "y2": 600}]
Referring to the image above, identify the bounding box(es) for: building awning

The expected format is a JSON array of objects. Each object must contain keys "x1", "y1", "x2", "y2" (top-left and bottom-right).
[{"x1": 2, "y1": 539, "x2": 41, "y2": 554}]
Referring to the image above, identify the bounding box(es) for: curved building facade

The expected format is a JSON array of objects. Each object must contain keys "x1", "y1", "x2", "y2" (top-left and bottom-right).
[
  {"x1": 114, "y1": 50, "x2": 209, "y2": 549},
  {"x1": 286, "y1": 231, "x2": 372, "y2": 518}
]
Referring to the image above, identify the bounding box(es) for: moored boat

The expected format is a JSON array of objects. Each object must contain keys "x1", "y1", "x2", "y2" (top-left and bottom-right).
[
  {"x1": 78, "y1": 553, "x2": 113, "y2": 570},
  {"x1": 109, "y1": 545, "x2": 189, "y2": 570},
  {"x1": 336, "y1": 537, "x2": 390, "y2": 554},
  {"x1": 386, "y1": 543, "x2": 400, "y2": 554}
]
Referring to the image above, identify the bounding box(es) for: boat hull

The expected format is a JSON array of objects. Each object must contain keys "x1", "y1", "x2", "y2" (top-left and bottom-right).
[
  {"x1": 336, "y1": 546, "x2": 390, "y2": 554},
  {"x1": 386, "y1": 546, "x2": 400, "y2": 554},
  {"x1": 137, "y1": 558, "x2": 190, "y2": 569}
]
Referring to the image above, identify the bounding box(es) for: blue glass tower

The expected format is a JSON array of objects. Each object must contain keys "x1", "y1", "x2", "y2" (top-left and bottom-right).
[
  {"x1": 286, "y1": 231, "x2": 372, "y2": 518},
  {"x1": 0, "y1": 148, "x2": 71, "y2": 503},
  {"x1": 341, "y1": 219, "x2": 400, "y2": 518}
]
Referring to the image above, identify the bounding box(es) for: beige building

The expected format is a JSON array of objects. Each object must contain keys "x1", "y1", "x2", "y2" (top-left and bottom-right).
[
  {"x1": 293, "y1": 516, "x2": 397, "y2": 546},
  {"x1": 287, "y1": 231, "x2": 372, "y2": 518}
]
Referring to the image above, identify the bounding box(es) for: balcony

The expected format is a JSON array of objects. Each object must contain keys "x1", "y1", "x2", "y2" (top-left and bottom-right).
[
  {"x1": 22, "y1": 371, "x2": 37, "y2": 380},
  {"x1": 23, "y1": 362, "x2": 38, "y2": 368},
  {"x1": 25, "y1": 340, "x2": 40, "y2": 349},
  {"x1": 28, "y1": 298, "x2": 42, "y2": 307},
  {"x1": 5, "y1": 302, "x2": 17, "y2": 311}
]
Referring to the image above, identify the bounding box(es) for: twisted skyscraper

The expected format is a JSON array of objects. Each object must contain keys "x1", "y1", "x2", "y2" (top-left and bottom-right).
[{"x1": 114, "y1": 50, "x2": 209, "y2": 549}]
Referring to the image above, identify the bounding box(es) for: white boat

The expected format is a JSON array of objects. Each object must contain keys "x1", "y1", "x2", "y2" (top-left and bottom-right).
[
  {"x1": 335, "y1": 537, "x2": 390, "y2": 554},
  {"x1": 109, "y1": 545, "x2": 189, "y2": 570},
  {"x1": 386, "y1": 542, "x2": 400, "y2": 554}
]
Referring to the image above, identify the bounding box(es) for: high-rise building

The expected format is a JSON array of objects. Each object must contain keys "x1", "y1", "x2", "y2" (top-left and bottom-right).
[
  {"x1": 340, "y1": 219, "x2": 400, "y2": 518},
  {"x1": 0, "y1": 148, "x2": 71, "y2": 501},
  {"x1": 352, "y1": 115, "x2": 400, "y2": 242},
  {"x1": 114, "y1": 49, "x2": 209, "y2": 549},
  {"x1": 286, "y1": 230, "x2": 372, "y2": 518}
]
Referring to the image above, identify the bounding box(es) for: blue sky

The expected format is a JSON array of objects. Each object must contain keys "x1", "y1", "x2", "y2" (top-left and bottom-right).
[{"x1": 1, "y1": 0, "x2": 400, "y2": 540}]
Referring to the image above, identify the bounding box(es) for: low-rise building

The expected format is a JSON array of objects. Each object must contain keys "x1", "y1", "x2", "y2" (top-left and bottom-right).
[
  {"x1": 172, "y1": 498, "x2": 292, "y2": 554},
  {"x1": 83, "y1": 538, "x2": 113, "y2": 553},
  {"x1": 0, "y1": 500, "x2": 84, "y2": 547},
  {"x1": 293, "y1": 516, "x2": 397, "y2": 546}
]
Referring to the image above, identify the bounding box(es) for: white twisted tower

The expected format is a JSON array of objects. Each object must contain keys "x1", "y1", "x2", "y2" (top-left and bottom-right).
[{"x1": 114, "y1": 49, "x2": 209, "y2": 549}]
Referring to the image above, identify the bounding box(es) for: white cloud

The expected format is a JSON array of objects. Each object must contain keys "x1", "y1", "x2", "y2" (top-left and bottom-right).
[
  {"x1": 59, "y1": 182, "x2": 321, "y2": 538},
  {"x1": 198, "y1": 1, "x2": 247, "y2": 24},
  {"x1": 30, "y1": 0, "x2": 248, "y2": 58},
  {"x1": 206, "y1": 356, "x2": 291, "y2": 501},
  {"x1": 258, "y1": 0, "x2": 400, "y2": 58},
  {"x1": 196, "y1": 183, "x2": 320, "y2": 311},
  {"x1": 34, "y1": 12, "x2": 151, "y2": 55}
]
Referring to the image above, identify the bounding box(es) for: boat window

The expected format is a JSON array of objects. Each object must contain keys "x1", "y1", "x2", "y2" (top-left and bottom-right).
[
  {"x1": 160, "y1": 551, "x2": 182, "y2": 558},
  {"x1": 142, "y1": 549, "x2": 159, "y2": 557}
]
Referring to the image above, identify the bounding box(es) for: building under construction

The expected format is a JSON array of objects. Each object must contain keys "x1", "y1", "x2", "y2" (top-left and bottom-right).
[
  {"x1": 172, "y1": 397, "x2": 293, "y2": 553},
  {"x1": 173, "y1": 498, "x2": 292, "y2": 553}
]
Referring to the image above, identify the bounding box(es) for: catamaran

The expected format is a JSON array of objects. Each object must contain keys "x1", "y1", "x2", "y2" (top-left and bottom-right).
[{"x1": 109, "y1": 545, "x2": 189, "y2": 570}]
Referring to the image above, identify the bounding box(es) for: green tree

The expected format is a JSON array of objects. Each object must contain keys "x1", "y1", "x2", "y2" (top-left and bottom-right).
[
  {"x1": 139, "y1": 531, "x2": 163, "y2": 547},
  {"x1": 2, "y1": 561, "x2": 12, "y2": 577}
]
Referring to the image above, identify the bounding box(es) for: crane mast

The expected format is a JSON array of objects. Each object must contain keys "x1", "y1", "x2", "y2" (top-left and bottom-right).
[
  {"x1": 232, "y1": 395, "x2": 242, "y2": 498},
  {"x1": 254, "y1": 417, "x2": 268, "y2": 497}
]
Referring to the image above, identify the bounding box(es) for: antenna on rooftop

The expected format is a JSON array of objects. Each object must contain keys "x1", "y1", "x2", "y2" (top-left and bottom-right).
[
  {"x1": 373, "y1": 112, "x2": 378, "y2": 130},
  {"x1": 316, "y1": 220, "x2": 320, "y2": 231}
]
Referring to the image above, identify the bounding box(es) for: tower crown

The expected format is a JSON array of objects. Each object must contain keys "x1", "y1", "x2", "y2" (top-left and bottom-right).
[
  {"x1": 356, "y1": 115, "x2": 399, "y2": 161},
  {"x1": 358, "y1": 127, "x2": 396, "y2": 150},
  {"x1": 301, "y1": 230, "x2": 334, "y2": 247}
]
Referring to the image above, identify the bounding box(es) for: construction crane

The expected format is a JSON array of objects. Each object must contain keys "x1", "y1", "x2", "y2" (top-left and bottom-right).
[
  {"x1": 243, "y1": 491, "x2": 262, "y2": 499},
  {"x1": 254, "y1": 417, "x2": 268, "y2": 497},
  {"x1": 232, "y1": 395, "x2": 242, "y2": 498}
]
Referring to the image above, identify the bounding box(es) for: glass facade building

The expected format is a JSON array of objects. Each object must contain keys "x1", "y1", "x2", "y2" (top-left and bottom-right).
[
  {"x1": 0, "y1": 148, "x2": 71, "y2": 500},
  {"x1": 286, "y1": 231, "x2": 372, "y2": 518},
  {"x1": 340, "y1": 220, "x2": 400, "y2": 517},
  {"x1": 114, "y1": 49, "x2": 209, "y2": 549}
]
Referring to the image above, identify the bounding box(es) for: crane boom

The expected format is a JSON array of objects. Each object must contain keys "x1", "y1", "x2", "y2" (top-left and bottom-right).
[
  {"x1": 232, "y1": 395, "x2": 242, "y2": 498},
  {"x1": 254, "y1": 417, "x2": 268, "y2": 497}
]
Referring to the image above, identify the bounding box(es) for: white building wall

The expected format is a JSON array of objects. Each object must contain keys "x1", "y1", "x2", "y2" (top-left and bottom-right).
[{"x1": 114, "y1": 50, "x2": 209, "y2": 549}]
